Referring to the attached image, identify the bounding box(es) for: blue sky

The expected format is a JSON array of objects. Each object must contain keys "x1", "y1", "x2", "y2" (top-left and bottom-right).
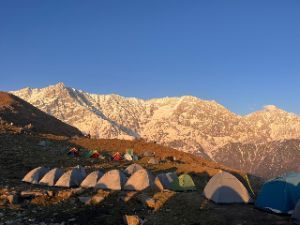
[{"x1": 0, "y1": 1, "x2": 299, "y2": 115}]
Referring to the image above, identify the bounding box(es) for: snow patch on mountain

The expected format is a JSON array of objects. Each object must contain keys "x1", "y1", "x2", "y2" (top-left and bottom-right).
[{"x1": 11, "y1": 82, "x2": 300, "y2": 177}]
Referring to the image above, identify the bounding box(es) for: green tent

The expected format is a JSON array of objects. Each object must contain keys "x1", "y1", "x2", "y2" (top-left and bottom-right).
[
  {"x1": 126, "y1": 148, "x2": 134, "y2": 156},
  {"x1": 171, "y1": 174, "x2": 196, "y2": 192},
  {"x1": 83, "y1": 150, "x2": 93, "y2": 158}
]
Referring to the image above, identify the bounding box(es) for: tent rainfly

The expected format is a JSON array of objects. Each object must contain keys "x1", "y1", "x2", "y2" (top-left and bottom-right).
[
  {"x1": 124, "y1": 163, "x2": 144, "y2": 176},
  {"x1": 155, "y1": 172, "x2": 178, "y2": 191},
  {"x1": 124, "y1": 169, "x2": 156, "y2": 191},
  {"x1": 95, "y1": 169, "x2": 127, "y2": 190},
  {"x1": 22, "y1": 166, "x2": 50, "y2": 184},
  {"x1": 81, "y1": 170, "x2": 103, "y2": 188},
  {"x1": 55, "y1": 166, "x2": 86, "y2": 187},
  {"x1": 204, "y1": 171, "x2": 252, "y2": 204},
  {"x1": 255, "y1": 172, "x2": 300, "y2": 214},
  {"x1": 170, "y1": 174, "x2": 196, "y2": 192},
  {"x1": 39, "y1": 168, "x2": 63, "y2": 186}
]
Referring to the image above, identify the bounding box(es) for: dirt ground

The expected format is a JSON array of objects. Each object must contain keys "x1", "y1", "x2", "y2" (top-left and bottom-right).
[{"x1": 0, "y1": 133, "x2": 294, "y2": 225}]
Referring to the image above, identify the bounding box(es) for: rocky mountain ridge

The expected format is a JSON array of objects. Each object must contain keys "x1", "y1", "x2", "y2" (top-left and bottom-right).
[{"x1": 11, "y1": 83, "x2": 300, "y2": 177}]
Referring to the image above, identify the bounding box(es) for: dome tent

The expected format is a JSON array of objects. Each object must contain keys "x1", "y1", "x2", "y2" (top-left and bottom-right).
[
  {"x1": 22, "y1": 166, "x2": 50, "y2": 184},
  {"x1": 39, "y1": 168, "x2": 63, "y2": 186},
  {"x1": 170, "y1": 173, "x2": 196, "y2": 192},
  {"x1": 124, "y1": 163, "x2": 144, "y2": 176},
  {"x1": 124, "y1": 153, "x2": 133, "y2": 161},
  {"x1": 81, "y1": 170, "x2": 103, "y2": 188},
  {"x1": 155, "y1": 172, "x2": 178, "y2": 191},
  {"x1": 124, "y1": 169, "x2": 157, "y2": 191},
  {"x1": 255, "y1": 172, "x2": 300, "y2": 214},
  {"x1": 204, "y1": 171, "x2": 252, "y2": 204},
  {"x1": 55, "y1": 166, "x2": 86, "y2": 187},
  {"x1": 95, "y1": 169, "x2": 127, "y2": 191}
]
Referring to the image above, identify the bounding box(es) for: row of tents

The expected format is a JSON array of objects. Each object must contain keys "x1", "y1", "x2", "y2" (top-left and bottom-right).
[
  {"x1": 22, "y1": 165, "x2": 253, "y2": 200},
  {"x1": 68, "y1": 148, "x2": 159, "y2": 163},
  {"x1": 22, "y1": 165, "x2": 300, "y2": 223},
  {"x1": 22, "y1": 164, "x2": 196, "y2": 192}
]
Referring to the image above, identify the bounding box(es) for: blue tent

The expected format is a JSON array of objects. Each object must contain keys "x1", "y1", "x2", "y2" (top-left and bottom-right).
[{"x1": 255, "y1": 173, "x2": 300, "y2": 214}]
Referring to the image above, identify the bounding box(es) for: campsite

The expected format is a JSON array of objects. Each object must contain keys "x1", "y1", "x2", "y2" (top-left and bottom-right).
[{"x1": 0, "y1": 133, "x2": 297, "y2": 225}]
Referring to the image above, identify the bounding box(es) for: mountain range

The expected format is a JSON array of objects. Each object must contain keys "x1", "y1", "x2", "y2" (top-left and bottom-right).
[{"x1": 11, "y1": 82, "x2": 300, "y2": 177}]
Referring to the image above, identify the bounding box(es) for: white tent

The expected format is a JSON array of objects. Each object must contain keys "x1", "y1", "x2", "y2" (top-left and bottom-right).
[
  {"x1": 124, "y1": 169, "x2": 156, "y2": 191},
  {"x1": 95, "y1": 169, "x2": 127, "y2": 191},
  {"x1": 203, "y1": 171, "x2": 252, "y2": 204},
  {"x1": 22, "y1": 166, "x2": 50, "y2": 184},
  {"x1": 39, "y1": 168, "x2": 63, "y2": 186},
  {"x1": 124, "y1": 163, "x2": 144, "y2": 176},
  {"x1": 55, "y1": 166, "x2": 86, "y2": 188},
  {"x1": 124, "y1": 153, "x2": 133, "y2": 161},
  {"x1": 81, "y1": 170, "x2": 103, "y2": 188}
]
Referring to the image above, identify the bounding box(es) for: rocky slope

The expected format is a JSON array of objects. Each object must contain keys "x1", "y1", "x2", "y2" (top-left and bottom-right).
[
  {"x1": 11, "y1": 83, "x2": 300, "y2": 177},
  {"x1": 0, "y1": 91, "x2": 82, "y2": 137}
]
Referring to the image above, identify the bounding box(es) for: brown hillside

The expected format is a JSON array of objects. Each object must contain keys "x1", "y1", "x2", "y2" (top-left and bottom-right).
[
  {"x1": 0, "y1": 92, "x2": 82, "y2": 137},
  {"x1": 0, "y1": 134, "x2": 290, "y2": 225}
]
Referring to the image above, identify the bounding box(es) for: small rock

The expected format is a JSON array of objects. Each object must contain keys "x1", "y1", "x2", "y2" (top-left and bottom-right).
[
  {"x1": 137, "y1": 194, "x2": 156, "y2": 209},
  {"x1": 0, "y1": 212, "x2": 4, "y2": 217},
  {"x1": 46, "y1": 190, "x2": 54, "y2": 197},
  {"x1": 57, "y1": 190, "x2": 73, "y2": 199},
  {"x1": 78, "y1": 196, "x2": 91, "y2": 205},
  {"x1": 68, "y1": 218, "x2": 76, "y2": 222},
  {"x1": 71, "y1": 187, "x2": 84, "y2": 195},
  {"x1": 0, "y1": 197, "x2": 7, "y2": 206},
  {"x1": 7, "y1": 194, "x2": 18, "y2": 204},
  {"x1": 91, "y1": 194, "x2": 104, "y2": 205},
  {"x1": 123, "y1": 215, "x2": 140, "y2": 225},
  {"x1": 21, "y1": 191, "x2": 45, "y2": 198},
  {"x1": 121, "y1": 192, "x2": 137, "y2": 202}
]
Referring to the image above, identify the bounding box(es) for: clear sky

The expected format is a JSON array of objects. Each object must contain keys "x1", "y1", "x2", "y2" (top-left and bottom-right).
[{"x1": 0, "y1": 1, "x2": 299, "y2": 115}]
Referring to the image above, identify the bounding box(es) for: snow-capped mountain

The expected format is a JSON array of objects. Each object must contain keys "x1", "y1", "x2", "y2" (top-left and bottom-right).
[{"x1": 11, "y1": 83, "x2": 300, "y2": 177}]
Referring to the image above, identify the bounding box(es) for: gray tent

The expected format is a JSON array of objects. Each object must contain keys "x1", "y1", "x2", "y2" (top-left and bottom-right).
[
  {"x1": 124, "y1": 163, "x2": 144, "y2": 176},
  {"x1": 203, "y1": 171, "x2": 252, "y2": 204},
  {"x1": 292, "y1": 200, "x2": 300, "y2": 224},
  {"x1": 80, "y1": 170, "x2": 103, "y2": 188},
  {"x1": 39, "y1": 168, "x2": 63, "y2": 186},
  {"x1": 155, "y1": 172, "x2": 178, "y2": 191},
  {"x1": 22, "y1": 166, "x2": 50, "y2": 184},
  {"x1": 55, "y1": 166, "x2": 86, "y2": 188},
  {"x1": 124, "y1": 169, "x2": 156, "y2": 191},
  {"x1": 95, "y1": 169, "x2": 127, "y2": 191}
]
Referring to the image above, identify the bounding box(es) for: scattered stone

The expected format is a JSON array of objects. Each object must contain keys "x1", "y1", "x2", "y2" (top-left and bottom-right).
[
  {"x1": 0, "y1": 196, "x2": 7, "y2": 206},
  {"x1": 71, "y1": 187, "x2": 84, "y2": 195},
  {"x1": 78, "y1": 196, "x2": 91, "y2": 205},
  {"x1": 46, "y1": 190, "x2": 54, "y2": 197},
  {"x1": 7, "y1": 194, "x2": 19, "y2": 204},
  {"x1": 91, "y1": 194, "x2": 104, "y2": 205},
  {"x1": 20, "y1": 191, "x2": 45, "y2": 198},
  {"x1": 137, "y1": 194, "x2": 156, "y2": 209},
  {"x1": 121, "y1": 192, "x2": 137, "y2": 202},
  {"x1": 68, "y1": 218, "x2": 76, "y2": 222},
  {"x1": 123, "y1": 215, "x2": 140, "y2": 225},
  {"x1": 57, "y1": 190, "x2": 73, "y2": 199}
]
